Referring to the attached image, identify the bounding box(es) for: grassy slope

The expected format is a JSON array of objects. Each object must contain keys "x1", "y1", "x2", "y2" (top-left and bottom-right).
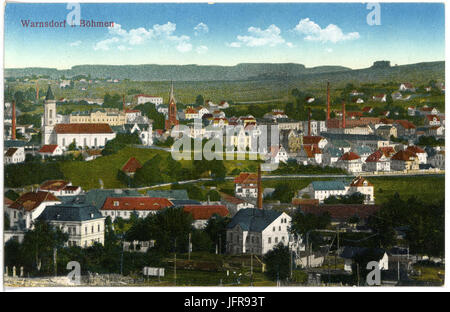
[{"x1": 59, "y1": 146, "x2": 259, "y2": 190}]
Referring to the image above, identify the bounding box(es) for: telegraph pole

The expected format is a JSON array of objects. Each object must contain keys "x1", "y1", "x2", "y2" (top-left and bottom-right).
[{"x1": 188, "y1": 233, "x2": 191, "y2": 261}]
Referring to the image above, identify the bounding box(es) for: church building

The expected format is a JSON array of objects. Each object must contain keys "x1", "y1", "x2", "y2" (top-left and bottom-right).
[
  {"x1": 165, "y1": 81, "x2": 179, "y2": 130},
  {"x1": 41, "y1": 86, "x2": 116, "y2": 149}
]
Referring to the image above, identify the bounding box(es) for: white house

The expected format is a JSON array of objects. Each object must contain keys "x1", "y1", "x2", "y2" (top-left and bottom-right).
[
  {"x1": 234, "y1": 172, "x2": 258, "y2": 199},
  {"x1": 336, "y1": 152, "x2": 363, "y2": 173},
  {"x1": 38, "y1": 180, "x2": 82, "y2": 197},
  {"x1": 6, "y1": 191, "x2": 61, "y2": 229},
  {"x1": 100, "y1": 197, "x2": 173, "y2": 221},
  {"x1": 365, "y1": 150, "x2": 391, "y2": 172},
  {"x1": 4, "y1": 147, "x2": 25, "y2": 164},
  {"x1": 405, "y1": 146, "x2": 427, "y2": 164},
  {"x1": 37, "y1": 204, "x2": 105, "y2": 248},
  {"x1": 38, "y1": 144, "x2": 64, "y2": 158},
  {"x1": 226, "y1": 208, "x2": 292, "y2": 255},
  {"x1": 220, "y1": 192, "x2": 255, "y2": 216},
  {"x1": 135, "y1": 94, "x2": 163, "y2": 106}
]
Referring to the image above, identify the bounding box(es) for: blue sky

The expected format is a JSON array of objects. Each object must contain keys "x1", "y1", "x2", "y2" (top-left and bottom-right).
[{"x1": 4, "y1": 2, "x2": 445, "y2": 69}]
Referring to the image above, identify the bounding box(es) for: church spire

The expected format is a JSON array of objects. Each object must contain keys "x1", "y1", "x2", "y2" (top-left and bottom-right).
[
  {"x1": 45, "y1": 85, "x2": 54, "y2": 101},
  {"x1": 169, "y1": 80, "x2": 175, "y2": 103}
]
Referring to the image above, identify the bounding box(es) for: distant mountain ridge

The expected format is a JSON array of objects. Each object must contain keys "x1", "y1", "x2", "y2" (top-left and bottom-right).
[
  {"x1": 4, "y1": 61, "x2": 444, "y2": 83},
  {"x1": 5, "y1": 63, "x2": 351, "y2": 81}
]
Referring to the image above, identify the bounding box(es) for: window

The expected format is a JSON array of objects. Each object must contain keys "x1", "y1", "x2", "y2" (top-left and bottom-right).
[
  {"x1": 268, "y1": 237, "x2": 271, "y2": 244},
  {"x1": 98, "y1": 224, "x2": 100, "y2": 232},
  {"x1": 279, "y1": 226, "x2": 281, "y2": 231},
  {"x1": 275, "y1": 237, "x2": 278, "y2": 243},
  {"x1": 273, "y1": 226, "x2": 275, "y2": 232},
  {"x1": 85, "y1": 227, "x2": 87, "y2": 235}
]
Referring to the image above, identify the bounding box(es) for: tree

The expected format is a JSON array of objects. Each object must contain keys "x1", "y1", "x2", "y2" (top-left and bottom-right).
[
  {"x1": 195, "y1": 95, "x2": 205, "y2": 106},
  {"x1": 20, "y1": 220, "x2": 68, "y2": 273},
  {"x1": 133, "y1": 154, "x2": 163, "y2": 186},
  {"x1": 204, "y1": 214, "x2": 231, "y2": 254},
  {"x1": 263, "y1": 243, "x2": 291, "y2": 281}
]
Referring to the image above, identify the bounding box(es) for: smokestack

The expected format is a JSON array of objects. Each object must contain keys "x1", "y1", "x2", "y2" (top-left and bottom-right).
[
  {"x1": 123, "y1": 95, "x2": 126, "y2": 111},
  {"x1": 342, "y1": 101, "x2": 346, "y2": 129},
  {"x1": 257, "y1": 164, "x2": 263, "y2": 209},
  {"x1": 12, "y1": 100, "x2": 16, "y2": 140},
  {"x1": 326, "y1": 82, "x2": 330, "y2": 121},
  {"x1": 308, "y1": 107, "x2": 311, "y2": 136}
]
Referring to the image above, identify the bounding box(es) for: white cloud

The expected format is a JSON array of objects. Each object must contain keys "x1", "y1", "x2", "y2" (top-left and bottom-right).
[
  {"x1": 293, "y1": 18, "x2": 360, "y2": 43},
  {"x1": 69, "y1": 40, "x2": 81, "y2": 47},
  {"x1": 325, "y1": 47, "x2": 333, "y2": 53},
  {"x1": 94, "y1": 37, "x2": 119, "y2": 51},
  {"x1": 194, "y1": 22, "x2": 209, "y2": 36},
  {"x1": 286, "y1": 42, "x2": 294, "y2": 48},
  {"x1": 95, "y1": 22, "x2": 193, "y2": 53},
  {"x1": 230, "y1": 24, "x2": 287, "y2": 48},
  {"x1": 196, "y1": 45, "x2": 208, "y2": 54},
  {"x1": 177, "y1": 41, "x2": 193, "y2": 53}
]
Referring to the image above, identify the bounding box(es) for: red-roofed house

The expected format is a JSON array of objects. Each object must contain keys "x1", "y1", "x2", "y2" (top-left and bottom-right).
[
  {"x1": 302, "y1": 136, "x2": 327, "y2": 149},
  {"x1": 424, "y1": 115, "x2": 441, "y2": 126},
  {"x1": 399, "y1": 83, "x2": 415, "y2": 92},
  {"x1": 6, "y1": 191, "x2": 61, "y2": 229},
  {"x1": 38, "y1": 180, "x2": 82, "y2": 197},
  {"x1": 391, "y1": 150, "x2": 419, "y2": 171},
  {"x1": 100, "y1": 197, "x2": 173, "y2": 220},
  {"x1": 220, "y1": 192, "x2": 255, "y2": 215},
  {"x1": 394, "y1": 120, "x2": 416, "y2": 137},
  {"x1": 365, "y1": 150, "x2": 391, "y2": 172},
  {"x1": 121, "y1": 157, "x2": 142, "y2": 177},
  {"x1": 39, "y1": 144, "x2": 63, "y2": 157},
  {"x1": 337, "y1": 152, "x2": 362, "y2": 173},
  {"x1": 405, "y1": 146, "x2": 427, "y2": 164},
  {"x1": 372, "y1": 94, "x2": 386, "y2": 102},
  {"x1": 234, "y1": 172, "x2": 258, "y2": 198},
  {"x1": 183, "y1": 205, "x2": 229, "y2": 228}
]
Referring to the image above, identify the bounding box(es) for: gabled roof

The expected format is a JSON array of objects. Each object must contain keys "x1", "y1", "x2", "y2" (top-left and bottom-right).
[
  {"x1": 395, "y1": 120, "x2": 416, "y2": 129},
  {"x1": 9, "y1": 191, "x2": 60, "y2": 211},
  {"x1": 101, "y1": 197, "x2": 173, "y2": 211},
  {"x1": 37, "y1": 204, "x2": 104, "y2": 222},
  {"x1": 5, "y1": 147, "x2": 19, "y2": 157},
  {"x1": 366, "y1": 150, "x2": 384, "y2": 162},
  {"x1": 40, "y1": 180, "x2": 70, "y2": 191},
  {"x1": 146, "y1": 189, "x2": 189, "y2": 200},
  {"x1": 302, "y1": 136, "x2": 324, "y2": 145},
  {"x1": 350, "y1": 176, "x2": 373, "y2": 187},
  {"x1": 226, "y1": 208, "x2": 282, "y2": 232},
  {"x1": 54, "y1": 123, "x2": 114, "y2": 134},
  {"x1": 391, "y1": 150, "x2": 418, "y2": 161},
  {"x1": 39, "y1": 144, "x2": 59, "y2": 154},
  {"x1": 339, "y1": 152, "x2": 360, "y2": 161},
  {"x1": 183, "y1": 205, "x2": 229, "y2": 220},
  {"x1": 303, "y1": 145, "x2": 322, "y2": 158},
  {"x1": 340, "y1": 247, "x2": 387, "y2": 261},
  {"x1": 234, "y1": 172, "x2": 258, "y2": 184},
  {"x1": 121, "y1": 157, "x2": 142, "y2": 173},
  {"x1": 405, "y1": 146, "x2": 425, "y2": 154},
  {"x1": 83, "y1": 189, "x2": 142, "y2": 209},
  {"x1": 311, "y1": 180, "x2": 348, "y2": 191},
  {"x1": 379, "y1": 146, "x2": 396, "y2": 157}
]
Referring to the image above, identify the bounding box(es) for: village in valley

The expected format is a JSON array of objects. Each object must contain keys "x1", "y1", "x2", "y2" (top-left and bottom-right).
[
  {"x1": 3, "y1": 64, "x2": 445, "y2": 286},
  {"x1": 2, "y1": 3, "x2": 445, "y2": 288}
]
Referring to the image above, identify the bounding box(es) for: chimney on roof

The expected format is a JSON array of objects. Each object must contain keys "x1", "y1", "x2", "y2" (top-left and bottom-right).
[
  {"x1": 342, "y1": 101, "x2": 346, "y2": 129},
  {"x1": 257, "y1": 164, "x2": 263, "y2": 210},
  {"x1": 12, "y1": 100, "x2": 16, "y2": 140},
  {"x1": 326, "y1": 82, "x2": 330, "y2": 121},
  {"x1": 308, "y1": 107, "x2": 311, "y2": 136}
]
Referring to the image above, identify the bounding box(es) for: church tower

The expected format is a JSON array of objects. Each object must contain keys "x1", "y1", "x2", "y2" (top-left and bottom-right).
[
  {"x1": 165, "y1": 81, "x2": 179, "y2": 130},
  {"x1": 42, "y1": 85, "x2": 57, "y2": 145}
]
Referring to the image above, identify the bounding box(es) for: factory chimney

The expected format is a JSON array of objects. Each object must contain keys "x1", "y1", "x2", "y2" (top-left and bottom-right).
[{"x1": 257, "y1": 164, "x2": 263, "y2": 209}]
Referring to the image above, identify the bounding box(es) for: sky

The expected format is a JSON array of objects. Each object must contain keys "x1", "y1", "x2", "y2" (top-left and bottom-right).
[{"x1": 4, "y1": 2, "x2": 445, "y2": 70}]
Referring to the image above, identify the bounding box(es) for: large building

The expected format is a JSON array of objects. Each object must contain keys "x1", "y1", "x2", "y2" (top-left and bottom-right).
[
  {"x1": 37, "y1": 203, "x2": 105, "y2": 248},
  {"x1": 69, "y1": 109, "x2": 126, "y2": 126},
  {"x1": 135, "y1": 94, "x2": 163, "y2": 106},
  {"x1": 41, "y1": 86, "x2": 116, "y2": 148},
  {"x1": 226, "y1": 208, "x2": 292, "y2": 255}
]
